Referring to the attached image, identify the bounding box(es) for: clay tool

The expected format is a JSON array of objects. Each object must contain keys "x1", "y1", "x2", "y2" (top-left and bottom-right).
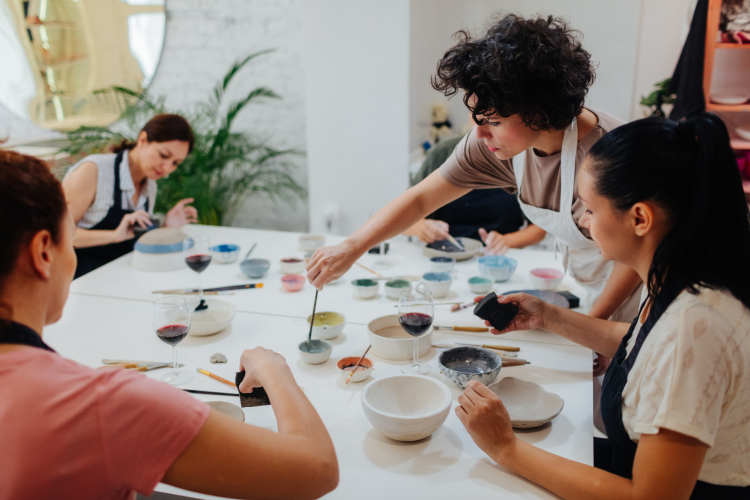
[
  {"x1": 445, "y1": 234, "x2": 465, "y2": 251},
  {"x1": 235, "y1": 371, "x2": 271, "y2": 407},
  {"x1": 500, "y1": 358, "x2": 530, "y2": 367},
  {"x1": 433, "y1": 325, "x2": 489, "y2": 333},
  {"x1": 346, "y1": 345, "x2": 372, "y2": 385},
  {"x1": 451, "y1": 302, "x2": 475, "y2": 312},
  {"x1": 153, "y1": 283, "x2": 263, "y2": 294},
  {"x1": 197, "y1": 368, "x2": 235, "y2": 387},
  {"x1": 183, "y1": 389, "x2": 239, "y2": 397},
  {"x1": 354, "y1": 261, "x2": 382, "y2": 277},
  {"x1": 474, "y1": 292, "x2": 519, "y2": 331},
  {"x1": 243, "y1": 243, "x2": 257, "y2": 261}
]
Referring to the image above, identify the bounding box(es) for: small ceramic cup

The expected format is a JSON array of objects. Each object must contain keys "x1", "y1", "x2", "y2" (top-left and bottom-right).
[
  {"x1": 429, "y1": 256, "x2": 455, "y2": 273},
  {"x1": 299, "y1": 234, "x2": 326, "y2": 252},
  {"x1": 351, "y1": 278, "x2": 379, "y2": 299},
  {"x1": 211, "y1": 244, "x2": 240, "y2": 264},
  {"x1": 240, "y1": 258, "x2": 270, "y2": 279},
  {"x1": 298, "y1": 339, "x2": 332, "y2": 364},
  {"x1": 280, "y1": 257, "x2": 306, "y2": 275},
  {"x1": 529, "y1": 268, "x2": 564, "y2": 290},
  {"x1": 281, "y1": 274, "x2": 305, "y2": 292},
  {"x1": 422, "y1": 272, "x2": 453, "y2": 299},
  {"x1": 468, "y1": 276, "x2": 494, "y2": 294},
  {"x1": 307, "y1": 312, "x2": 346, "y2": 340},
  {"x1": 478, "y1": 255, "x2": 518, "y2": 282},
  {"x1": 384, "y1": 279, "x2": 411, "y2": 299},
  {"x1": 336, "y1": 356, "x2": 374, "y2": 383}
]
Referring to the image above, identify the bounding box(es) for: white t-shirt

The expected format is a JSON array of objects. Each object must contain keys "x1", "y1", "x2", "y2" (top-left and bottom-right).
[{"x1": 621, "y1": 286, "x2": 750, "y2": 486}]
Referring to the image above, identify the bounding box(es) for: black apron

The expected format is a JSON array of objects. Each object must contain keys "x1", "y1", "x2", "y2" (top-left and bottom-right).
[
  {"x1": 596, "y1": 291, "x2": 750, "y2": 498},
  {"x1": 74, "y1": 151, "x2": 147, "y2": 279},
  {"x1": 0, "y1": 321, "x2": 55, "y2": 352}
]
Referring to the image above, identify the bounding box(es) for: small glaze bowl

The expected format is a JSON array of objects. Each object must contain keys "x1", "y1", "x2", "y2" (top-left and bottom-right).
[
  {"x1": 299, "y1": 234, "x2": 326, "y2": 252},
  {"x1": 211, "y1": 244, "x2": 240, "y2": 264},
  {"x1": 384, "y1": 279, "x2": 411, "y2": 299},
  {"x1": 306, "y1": 311, "x2": 346, "y2": 340},
  {"x1": 438, "y1": 346, "x2": 502, "y2": 388},
  {"x1": 240, "y1": 258, "x2": 270, "y2": 279},
  {"x1": 280, "y1": 257, "x2": 306, "y2": 275},
  {"x1": 478, "y1": 255, "x2": 518, "y2": 282},
  {"x1": 351, "y1": 278, "x2": 379, "y2": 299},
  {"x1": 422, "y1": 272, "x2": 453, "y2": 299},
  {"x1": 468, "y1": 276, "x2": 494, "y2": 294},
  {"x1": 281, "y1": 274, "x2": 305, "y2": 292},
  {"x1": 298, "y1": 339, "x2": 332, "y2": 364},
  {"x1": 530, "y1": 268, "x2": 564, "y2": 291},
  {"x1": 429, "y1": 256, "x2": 455, "y2": 273},
  {"x1": 336, "y1": 356, "x2": 374, "y2": 383}
]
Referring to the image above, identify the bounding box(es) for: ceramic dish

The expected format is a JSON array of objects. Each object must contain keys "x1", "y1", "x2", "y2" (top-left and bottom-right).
[
  {"x1": 187, "y1": 298, "x2": 237, "y2": 336},
  {"x1": 468, "y1": 276, "x2": 494, "y2": 294},
  {"x1": 361, "y1": 374, "x2": 452, "y2": 441},
  {"x1": 429, "y1": 256, "x2": 455, "y2": 273},
  {"x1": 239, "y1": 258, "x2": 270, "y2": 279},
  {"x1": 488, "y1": 377, "x2": 564, "y2": 428},
  {"x1": 384, "y1": 279, "x2": 411, "y2": 299},
  {"x1": 503, "y1": 290, "x2": 569, "y2": 308},
  {"x1": 281, "y1": 274, "x2": 305, "y2": 292},
  {"x1": 298, "y1": 339, "x2": 332, "y2": 364},
  {"x1": 736, "y1": 127, "x2": 750, "y2": 141},
  {"x1": 438, "y1": 346, "x2": 502, "y2": 388},
  {"x1": 711, "y1": 95, "x2": 748, "y2": 105},
  {"x1": 299, "y1": 234, "x2": 326, "y2": 252},
  {"x1": 367, "y1": 315, "x2": 432, "y2": 360},
  {"x1": 279, "y1": 257, "x2": 306, "y2": 274},
  {"x1": 211, "y1": 244, "x2": 240, "y2": 264},
  {"x1": 132, "y1": 228, "x2": 189, "y2": 272},
  {"x1": 336, "y1": 356, "x2": 374, "y2": 383},
  {"x1": 306, "y1": 311, "x2": 346, "y2": 340},
  {"x1": 206, "y1": 401, "x2": 245, "y2": 422},
  {"x1": 422, "y1": 272, "x2": 452, "y2": 299},
  {"x1": 478, "y1": 255, "x2": 518, "y2": 282},
  {"x1": 529, "y1": 268, "x2": 564, "y2": 290},
  {"x1": 351, "y1": 278, "x2": 379, "y2": 299},
  {"x1": 422, "y1": 237, "x2": 483, "y2": 262}
]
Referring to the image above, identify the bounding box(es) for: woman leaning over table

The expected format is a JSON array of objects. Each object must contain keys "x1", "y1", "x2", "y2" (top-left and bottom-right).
[
  {"x1": 0, "y1": 151, "x2": 338, "y2": 500},
  {"x1": 457, "y1": 114, "x2": 750, "y2": 499},
  {"x1": 62, "y1": 114, "x2": 198, "y2": 279}
]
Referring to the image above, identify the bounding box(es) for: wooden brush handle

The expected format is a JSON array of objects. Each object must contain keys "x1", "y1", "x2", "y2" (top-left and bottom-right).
[
  {"x1": 452, "y1": 326, "x2": 488, "y2": 332},
  {"x1": 482, "y1": 344, "x2": 520, "y2": 352}
]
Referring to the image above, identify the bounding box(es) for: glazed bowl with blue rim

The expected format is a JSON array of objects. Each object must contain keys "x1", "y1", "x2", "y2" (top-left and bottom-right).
[
  {"x1": 468, "y1": 276, "x2": 494, "y2": 294},
  {"x1": 421, "y1": 272, "x2": 452, "y2": 299},
  {"x1": 384, "y1": 279, "x2": 411, "y2": 299},
  {"x1": 478, "y1": 255, "x2": 518, "y2": 282},
  {"x1": 351, "y1": 278, "x2": 379, "y2": 299},
  {"x1": 429, "y1": 256, "x2": 455, "y2": 273},
  {"x1": 438, "y1": 346, "x2": 502, "y2": 388},
  {"x1": 240, "y1": 258, "x2": 271, "y2": 279},
  {"x1": 211, "y1": 244, "x2": 240, "y2": 264},
  {"x1": 132, "y1": 228, "x2": 188, "y2": 272}
]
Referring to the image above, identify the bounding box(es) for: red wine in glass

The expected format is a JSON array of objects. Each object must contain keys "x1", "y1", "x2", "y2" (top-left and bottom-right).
[
  {"x1": 185, "y1": 254, "x2": 211, "y2": 273},
  {"x1": 157, "y1": 324, "x2": 189, "y2": 346},
  {"x1": 399, "y1": 312, "x2": 433, "y2": 337}
]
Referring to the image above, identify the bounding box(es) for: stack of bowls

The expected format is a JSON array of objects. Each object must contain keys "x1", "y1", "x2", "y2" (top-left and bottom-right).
[{"x1": 478, "y1": 255, "x2": 518, "y2": 282}]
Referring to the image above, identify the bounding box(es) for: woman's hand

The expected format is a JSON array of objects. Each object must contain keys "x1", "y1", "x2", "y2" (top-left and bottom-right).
[
  {"x1": 456, "y1": 380, "x2": 517, "y2": 466},
  {"x1": 237, "y1": 347, "x2": 290, "y2": 393},
  {"x1": 405, "y1": 219, "x2": 451, "y2": 243},
  {"x1": 112, "y1": 210, "x2": 152, "y2": 243},
  {"x1": 165, "y1": 198, "x2": 198, "y2": 228},
  {"x1": 306, "y1": 240, "x2": 362, "y2": 290},
  {"x1": 478, "y1": 228, "x2": 509, "y2": 255},
  {"x1": 474, "y1": 292, "x2": 548, "y2": 334}
]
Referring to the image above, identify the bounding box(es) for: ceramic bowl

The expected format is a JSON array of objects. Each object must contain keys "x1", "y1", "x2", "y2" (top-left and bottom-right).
[
  {"x1": 187, "y1": 298, "x2": 237, "y2": 336},
  {"x1": 488, "y1": 377, "x2": 564, "y2": 428},
  {"x1": 299, "y1": 234, "x2": 326, "y2": 252},
  {"x1": 132, "y1": 228, "x2": 188, "y2": 272},
  {"x1": 422, "y1": 237, "x2": 483, "y2": 261},
  {"x1": 351, "y1": 278, "x2": 379, "y2": 299},
  {"x1": 438, "y1": 346, "x2": 502, "y2": 388},
  {"x1": 529, "y1": 268, "x2": 564, "y2": 291},
  {"x1": 737, "y1": 127, "x2": 750, "y2": 141},
  {"x1": 384, "y1": 279, "x2": 411, "y2": 299},
  {"x1": 336, "y1": 356, "x2": 374, "y2": 383},
  {"x1": 206, "y1": 401, "x2": 245, "y2": 422},
  {"x1": 361, "y1": 374, "x2": 452, "y2": 441},
  {"x1": 422, "y1": 272, "x2": 452, "y2": 299},
  {"x1": 298, "y1": 339, "x2": 333, "y2": 364},
  {"x1": 279, "y1": 257, "x2": 306, "y2": 275},
  {"x1": 367, "y1": 315, "x2": 432, "y2": 361},
  {"x1": 468, "y1": 276, "x2": 494, "y2": 294},
  {"x1": 239, "y1": 258, "x2": 270, "y2": 279},
  {"x1": 429, "y1": 256, "x2": 455, "y2": 273},
  {"x1": 211, "y1": 244, "x2": 240, "y2": 264},
  {"x1": 306, "y1": 311, "x2": 346, "y2": 340},
  {"x1": 281, "y1": 274, "x2": 305, "y2": 292},
  {"x1": 478, "y1": 255, "x2": 518, "y2": 282}
]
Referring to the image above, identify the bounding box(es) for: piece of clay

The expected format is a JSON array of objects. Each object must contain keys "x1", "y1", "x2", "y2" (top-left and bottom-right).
[
  {"x1": 473, "y1": 292, "x2": 519, "y2": 331},
  {"x1": 235, "y1": 371, "x2": 271, "y2": 408},
  {"x1": 210, "y1": 353, "x2": 227, "y2": 364}
]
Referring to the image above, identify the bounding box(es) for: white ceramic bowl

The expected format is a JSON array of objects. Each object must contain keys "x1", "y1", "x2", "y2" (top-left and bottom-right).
[
  {"x1": 711, "y1": 95, "x2": 748, "y2": 105},
  {"x1": 384, "y1": 279, "x2": 411, "y2": 299},
  {"x1": 361, "y1": 375, "x2": 452, "y2": 441},
  {"x1": 306, "y1": 312, "x2": 346, "y2": 340},
  {"x1": 351, "y1": 278, "x2": 379, "y2": 299},
  {"x1": 429, "y1": 256, "x2": 456, "y2": 273},
  {"x1": 529, "y1": 268, "x2": 564, "y2": 291},
  {"x1": 298, "y1": 339, "x2": 333, "y2": 364},
  {"x1": 367, "y1": 315, "x2": 432, "y2": 361},
  {"x1": 488, "y1": 377, "x2": 564, "y2": 428},
  {"x1": 187, "y1": 298, "x2": 237, "y2": 336},
  {"x1": 211, "y1": 244, "x2": 240, "y2": 264},
  {"x1": 422, "y1": 237, "x2": 483, "y2": 262},
  {"x1": 299, "y1": 234, "x2": 326, "y2": 252},
  {"x1": 132, "y1": 228, "x2": 188, "y2": 272},
  {"x1": 422, "y1": 272, "x2": 452, "y2": 299},
  {"x1": 737, "y1": 127, "x2": 750, "y2": 141},
  {"x1": 280, "y1": 257, "x2": 306, "y2": 275},
  {"x1": 336, "y1": 356, "x2": 374, "y2": 383},
  {"x1": 468, "y1": 276, "x2": 494, "y2": 294}
]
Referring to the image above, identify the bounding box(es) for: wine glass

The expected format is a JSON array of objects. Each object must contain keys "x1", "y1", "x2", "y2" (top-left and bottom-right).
[
  {"x1": 398, "y1": 286, "x2": 434, "y2": 375},
  {"x1": 183, "y1": 235, "x2": 211, "y2": 307},
  {"x1": 153, "y1": 296, "x2": 192, "y2": 385}
]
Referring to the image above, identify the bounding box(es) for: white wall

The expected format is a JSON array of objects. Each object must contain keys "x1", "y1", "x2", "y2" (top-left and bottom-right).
[{"x1": 303, "y1": 0, "x2": 410, "y2": 236}]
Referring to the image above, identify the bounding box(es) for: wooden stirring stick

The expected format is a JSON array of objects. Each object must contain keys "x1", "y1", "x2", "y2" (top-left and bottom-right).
[
  {"x1": 197, "y1": 368, "x2": 235, "y2": 387},
  {"x1": 346, "y1": 345, "x2": 372, "y2": 385},
  {"x1": 354, "y1": 261, "x2": 382, "y2": 277}
]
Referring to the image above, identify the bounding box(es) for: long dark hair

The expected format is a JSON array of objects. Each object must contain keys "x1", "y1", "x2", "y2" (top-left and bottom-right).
[
  {"x1": 587, "y1": 113, "x2": 750, "y2": 315},
  {"x1": 111, "y1": 113, "x2": 195, "y2": 153}
]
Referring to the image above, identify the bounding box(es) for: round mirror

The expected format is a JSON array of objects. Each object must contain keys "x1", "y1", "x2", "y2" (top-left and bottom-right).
[{"x1": 0, "y1": 0, "x2": 165, "y2": 130}]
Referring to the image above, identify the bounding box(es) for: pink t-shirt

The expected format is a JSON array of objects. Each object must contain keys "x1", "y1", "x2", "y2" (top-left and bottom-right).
[{"x1": 0, "y1": 348, "x2": 210, "y2": 500}]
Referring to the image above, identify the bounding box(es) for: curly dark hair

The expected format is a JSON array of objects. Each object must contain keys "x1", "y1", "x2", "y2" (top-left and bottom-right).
[{"x1": 432, "y1": 14, "x2": 595, "y2": 131}]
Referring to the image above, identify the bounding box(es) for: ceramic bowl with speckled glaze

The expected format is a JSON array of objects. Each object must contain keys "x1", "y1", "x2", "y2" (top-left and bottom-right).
[{"x1": 438, "y1": 346, "x2": 502, "y2": 388}]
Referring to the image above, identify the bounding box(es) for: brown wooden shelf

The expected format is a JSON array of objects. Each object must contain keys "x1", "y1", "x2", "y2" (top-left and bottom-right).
[
  {"x1": 707, "y1": 103, "x2": 750, "y2": 112},
  {"x1": 716, "y1": 42, "x2": 750, "y2": 49}
]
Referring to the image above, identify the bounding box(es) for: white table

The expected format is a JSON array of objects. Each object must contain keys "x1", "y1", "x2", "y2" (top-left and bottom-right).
[{"x1": 50, "y1": 226, "x2": 594, "y2": 500}]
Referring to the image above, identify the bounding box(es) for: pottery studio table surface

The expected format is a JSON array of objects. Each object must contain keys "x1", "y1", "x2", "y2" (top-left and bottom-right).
[{"x1": 48, "y1": 225, "x2": 595, "y2": 500}]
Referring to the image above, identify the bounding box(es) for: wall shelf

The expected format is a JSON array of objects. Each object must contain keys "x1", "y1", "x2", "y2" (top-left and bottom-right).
[
  {"x1": 707, "y1": 103, "x2": 750, "y2": 112},
  {"x1": 716, "y1": 42, "x2": 750, "y2": 49}
]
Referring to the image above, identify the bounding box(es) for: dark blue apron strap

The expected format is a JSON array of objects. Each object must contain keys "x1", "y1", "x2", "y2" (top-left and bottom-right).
[{"x1": 113, "y1": 151, "x2": 124, "y2": 209}]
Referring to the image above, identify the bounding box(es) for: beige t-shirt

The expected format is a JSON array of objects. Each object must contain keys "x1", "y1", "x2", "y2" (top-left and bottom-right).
[
  {"x1": 622, "y1": 287, "x2": 750, "y2": 486},
  {"x1": 439, "y1": 108, "x2": 625, "y2": 238}
]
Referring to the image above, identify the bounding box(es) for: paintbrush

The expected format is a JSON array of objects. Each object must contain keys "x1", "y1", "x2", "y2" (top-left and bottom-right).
[
  {"x1": 153, "y1": 283, "x2": 262, "y2": 294},
  {"x1": 433, "y1": 325, "x2": 489, "y2": 332},
  {"x1": 451, "y1": 302, "x2": 475, "y2": 312},
  {"x1": 197, "y1": 367, "x2": 235, "y2": 387},
  {"x1": 354, "y1": 261, "x2": 382, "y2": 277},
  {"x1": 346, "y1": 345, "x2": 372, "y2": 385},
  {"x1": 243, "y1": 242, "x2": 257, "y2": 260},
  {"x1": 445, "y1": 234, "x2": 465, "y2": 251},
  {"x1": 183, "y1": 389, "x2": 239, "y2": 397},
  {"x1": 306, "y1": 289, "x2": 319, "y2": 349}
]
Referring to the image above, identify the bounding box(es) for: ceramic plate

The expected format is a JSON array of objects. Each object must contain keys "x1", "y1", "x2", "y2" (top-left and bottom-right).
[
  {"x1": 711, "y1": 95, "x2": 748, "y2": 105},
  {"x1": 187, "y1": 298, "x2": 237, "y2": 336},
  {"x1": 206, "y1": 401, "x2": 245, "y2": 422},
  {"x1": 422, "y1": 237, "x2": 483, "y2": 261},
  {"x1": 488, "y1": 377, "x2": 564, "y2": 428},
  {"x1": 502, "y1": 290, "x2": 569, "y2": 308},
  {"x1": 736, "y1": 127, "x2": 750, "y2": 141}
]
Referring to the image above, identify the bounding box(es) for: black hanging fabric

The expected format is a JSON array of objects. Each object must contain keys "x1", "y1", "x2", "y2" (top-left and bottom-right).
[{"x1": 669, "y1": 0, "x2": 710, "y2": 120}]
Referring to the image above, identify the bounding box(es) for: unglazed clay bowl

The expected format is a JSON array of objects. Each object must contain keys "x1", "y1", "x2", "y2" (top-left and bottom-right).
[
  {"x1": 429, "y1": 256, "x2": 456, "y2": 273},
  {"x1": 421, "y1": 272, "x2": 452, "y2": 299},
  {"x1": 488, "y1": 377, "x2": 564, "y2": 428},
  {"x1": 306, "y1": 311, "x2": 346, "y2": 340},
  {"x1": 529, "y1": 268, "x2": 564, "y2": 291},
  {"x1": 351, "y1": 278, "x2": 379, "y2": 299},
  {"x1": 384, "y1": 279, "x2": 411, "y2": 299},
  {"x1": 279, "y1": 257, "x2": 306, "y2": 275},
  {"x1": 240, "y1": 258, "x2": 270, "y2": 279},
  {"x1": 361, "y1": 374, "x2": 452, "y2": 441},
  {"x1": 298, "y1": 339, "x2": 333, "y2": 365},
  {"x1": 367, "y1": 315, "x2": 432, "y2": 361},
  {"x1": 438, "y1": 346, "x2": 502, "y2": 389},
  {"x1": 468, "y1": 276, "x2": 494, "y2": 294},
  {"x1": 336, "y1": 356, "x2": 374, "y2": 383},
  {"x1": 281, "y1": 274, "x2": 305, "y2": 292},
  {"x1": 478, "y1": 255, "x2": 518, "y2": 282},
  {"x1": 299, "y1": 234, "x2": 326, "y2": 252}
]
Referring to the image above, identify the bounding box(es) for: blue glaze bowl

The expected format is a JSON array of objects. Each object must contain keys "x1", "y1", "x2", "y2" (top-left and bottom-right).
[
  {"x1": 478, "y1": 255, "x2": 518, "y2": 282},
  {"x1": 438, "y1": 346, "x2": 502, "y2": 388},
  {"x1": 240, "y1": 258, "x2": 271, "y2": 279},
  {"x1": 211, "y1": 244, "x2": 240, "y2": 264},
  {"x1": 429, "y1": 256, "x2": 456, "y2": 273},
  {"x1": 468, "y1": 276, "x2": 494, "y2": 294}
]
